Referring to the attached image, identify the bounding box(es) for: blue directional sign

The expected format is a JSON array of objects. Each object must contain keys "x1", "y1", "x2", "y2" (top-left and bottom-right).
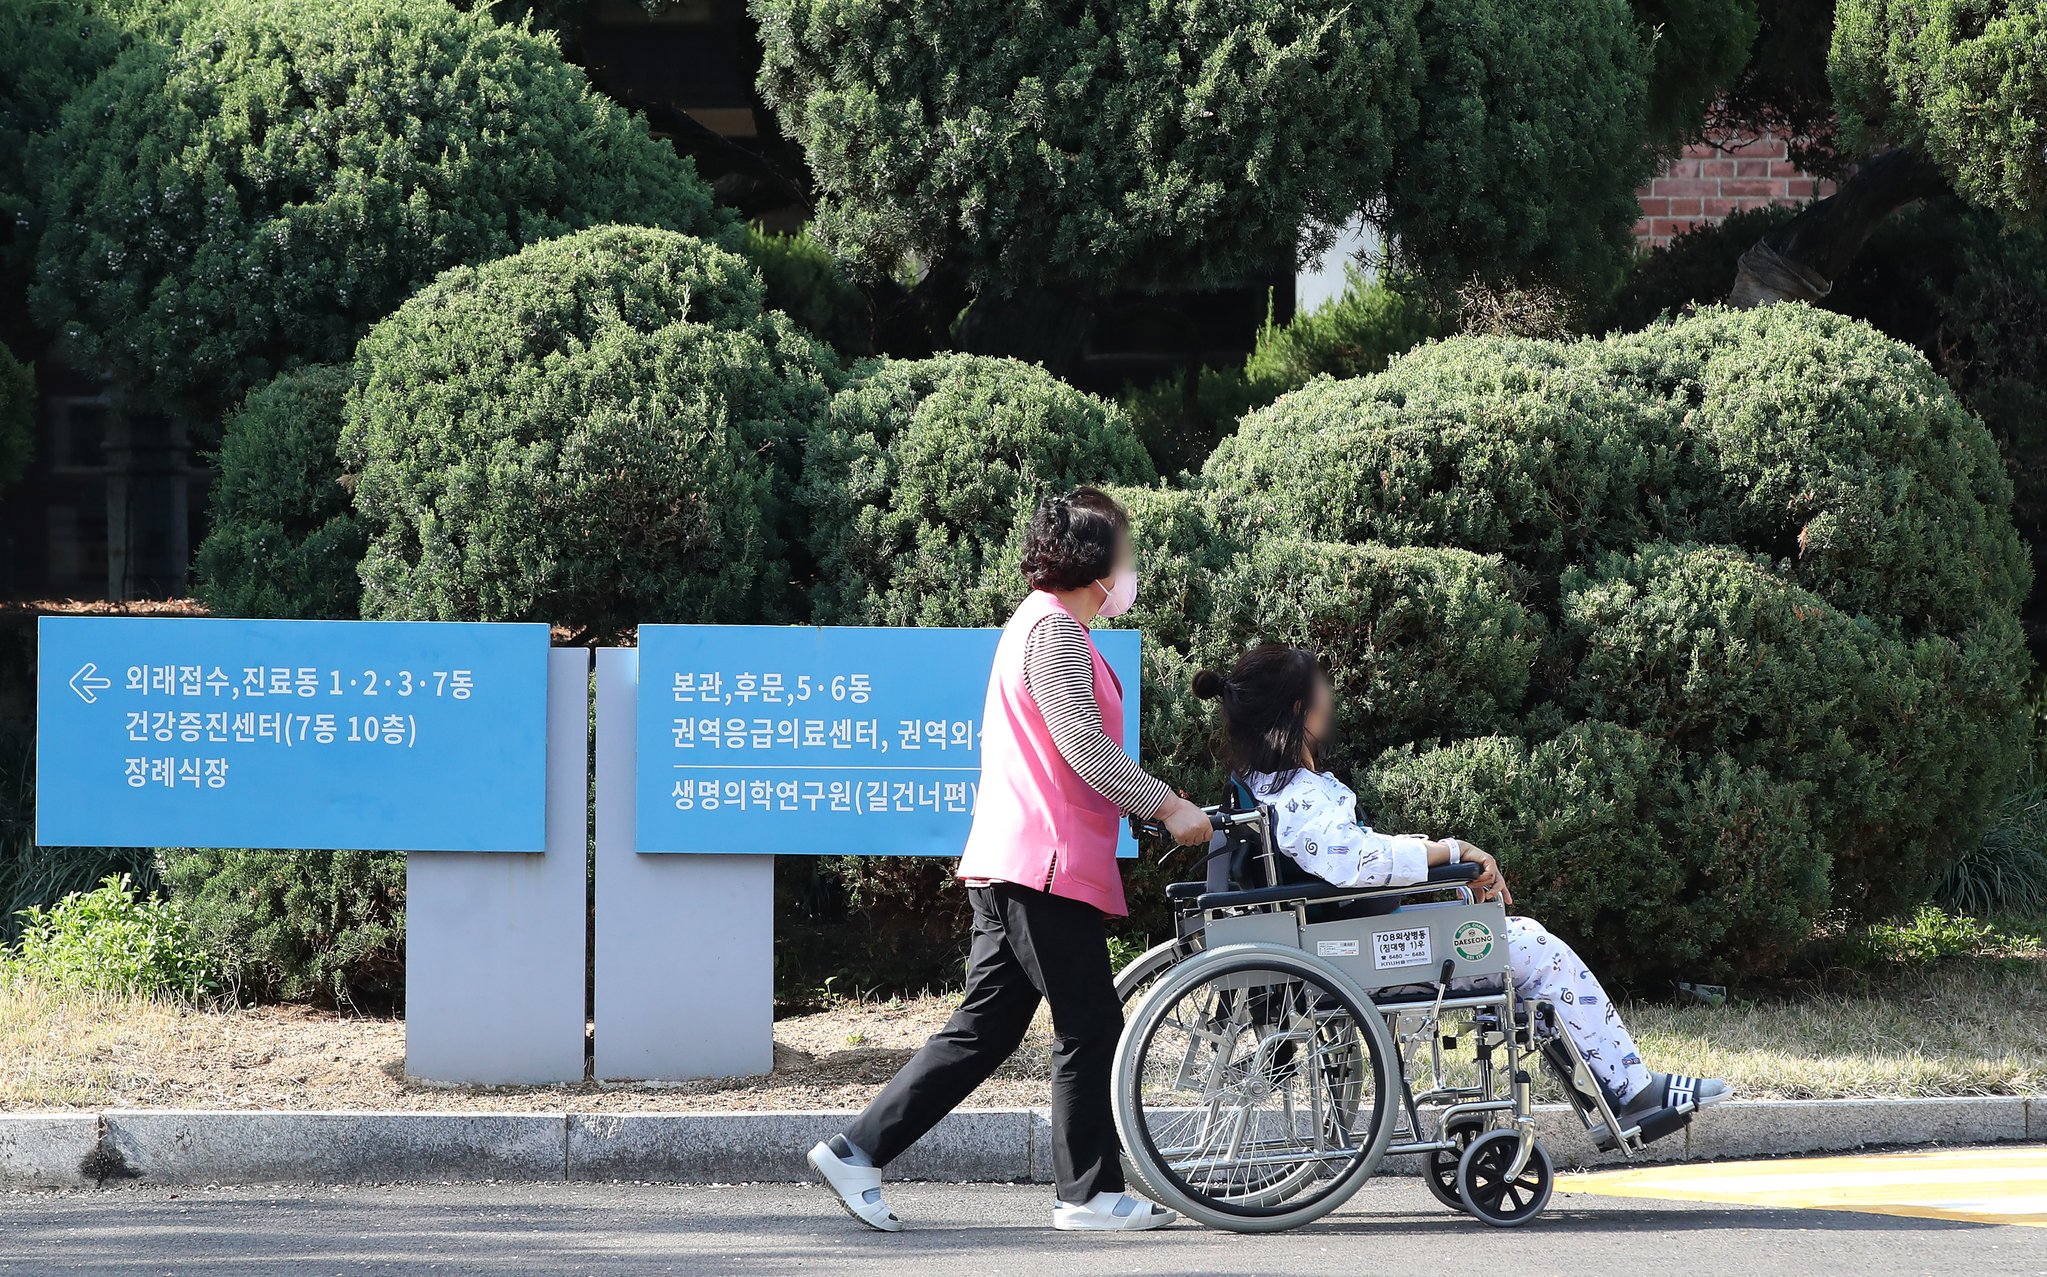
[
  {"x1": 634, "y1": 625, "x2": 1143, "y2": 856},
  {"x1": 36, "y1": 618, "x2": 551, "y2": 852}
]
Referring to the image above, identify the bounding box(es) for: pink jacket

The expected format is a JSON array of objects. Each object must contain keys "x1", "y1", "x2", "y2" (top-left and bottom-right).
[{"x1": 955, "y1": 590, "x2": 1130, "y2": 916}]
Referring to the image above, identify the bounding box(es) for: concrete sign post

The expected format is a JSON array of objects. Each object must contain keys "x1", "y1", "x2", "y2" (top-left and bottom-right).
[
  {"x1": 35, "y1": 617, "x2": 584, "y2": 1084},
  {"x1": 595, "y1": 625, "x2": 1141, "y2": 1081},
  {"x1": 404, "y1": 646, "x2": 590, "y2": 1084},
  {"x1": 594, "y1": 646, "x2": 775, "y2": 1081}
]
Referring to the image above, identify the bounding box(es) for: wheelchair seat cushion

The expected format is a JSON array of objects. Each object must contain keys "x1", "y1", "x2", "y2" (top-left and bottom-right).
[
  {"x1": 1305, "y1": 895, "x2": 1398, "y2": 923},
  {"x1": 1369, "y1": 975, "x2": 1509, "y2": 1003}
]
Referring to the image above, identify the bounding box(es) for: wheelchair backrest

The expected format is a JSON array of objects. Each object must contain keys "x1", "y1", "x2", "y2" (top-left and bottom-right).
[
  {"x1": 1222, "y1": 773, "x2": 1399, "y2": 922},
  {"x1": 1210, "y1": 775, "x2": 1275, "y2": 894}
]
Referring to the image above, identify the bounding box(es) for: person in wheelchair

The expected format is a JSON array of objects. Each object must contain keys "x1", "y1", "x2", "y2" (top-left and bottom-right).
[{"x1": 1191, "y1": 642, "x2": 1731, "y2": 1137}]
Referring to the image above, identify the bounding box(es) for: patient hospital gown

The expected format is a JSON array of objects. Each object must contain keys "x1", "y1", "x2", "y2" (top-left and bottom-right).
[{"x1": 1244, "y1": 767, "x2": 1656, "y2": 1104}]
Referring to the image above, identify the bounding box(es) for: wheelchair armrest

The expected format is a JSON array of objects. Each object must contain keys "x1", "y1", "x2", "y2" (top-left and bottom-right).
[
  {"x1": 1194, "y1": 860, "x2": 1482, "y2": 913},
  {"x1": 1164, "y1": 881, "x2": 1206, "y2": 900},
  {"x1": 1198, "y1": 880, "x2": 1360, "y2": 912}
]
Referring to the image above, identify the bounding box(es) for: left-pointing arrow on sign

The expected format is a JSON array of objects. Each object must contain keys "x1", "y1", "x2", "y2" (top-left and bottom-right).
[{"x1": 69, "y1": 662, "x2": 112, "y2": 703}]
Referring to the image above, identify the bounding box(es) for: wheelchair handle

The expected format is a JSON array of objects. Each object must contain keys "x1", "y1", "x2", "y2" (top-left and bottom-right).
[{"x1": 1128, "y1": 805, "x2": 1262, "y2": 842}]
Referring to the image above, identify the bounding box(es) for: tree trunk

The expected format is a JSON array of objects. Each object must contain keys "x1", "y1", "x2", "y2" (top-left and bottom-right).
[{"x1": 1728, "y1": 148, "x2": 1950, "y2": 307}]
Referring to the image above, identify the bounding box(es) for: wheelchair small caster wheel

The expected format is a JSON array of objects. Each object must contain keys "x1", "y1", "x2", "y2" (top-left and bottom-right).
[
  {"x1": 1424, "y1": 1117, "x2": 1489, "y2": 1213},
  {"x1": 1455, "y1": 1130, "x2": 1553, "y2": 1227}
]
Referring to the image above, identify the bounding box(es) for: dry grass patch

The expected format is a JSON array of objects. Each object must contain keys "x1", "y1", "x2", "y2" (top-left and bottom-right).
[
  {"x1": 1629, "y1": 956, "x2": 2047, "y2": 1099},
  {"x1": 0, "y1": 972, "x2": 1063, "y2": 1112},
  {"x1": 4, "y1": 918, "x2": 2042, "y2": 1112}
]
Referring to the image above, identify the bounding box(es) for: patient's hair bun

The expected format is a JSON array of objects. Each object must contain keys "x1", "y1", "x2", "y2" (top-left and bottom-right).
[{"x1": 1191, "y1": 670, "x2": 1227, "y2": 700}]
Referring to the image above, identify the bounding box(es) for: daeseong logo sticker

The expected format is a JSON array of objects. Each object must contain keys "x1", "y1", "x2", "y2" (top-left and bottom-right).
[{"x1": 1452, "y1": 920, "x2": 1495, "y2": 962}]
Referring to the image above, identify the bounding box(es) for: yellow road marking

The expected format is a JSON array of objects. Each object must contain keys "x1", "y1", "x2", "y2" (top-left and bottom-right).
[{"x1": 1555, "y1": 1146, "x2": 2047, "y2": 1228}]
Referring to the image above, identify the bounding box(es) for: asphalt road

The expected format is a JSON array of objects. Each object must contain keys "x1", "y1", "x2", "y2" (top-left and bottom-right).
[{"x1": 2, "y1": 1176, "x2": 2039, "y2": 1276}]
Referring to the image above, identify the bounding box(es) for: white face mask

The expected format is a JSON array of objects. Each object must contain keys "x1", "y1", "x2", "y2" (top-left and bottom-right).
[{"x1": 1095, "y1": 566, "x2": 1139, "y2": 619}]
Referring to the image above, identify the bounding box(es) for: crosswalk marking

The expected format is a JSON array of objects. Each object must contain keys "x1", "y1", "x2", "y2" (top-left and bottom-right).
[{"x1": 1555, "y1": 1146, "x2": 2047, "y2": 1227}]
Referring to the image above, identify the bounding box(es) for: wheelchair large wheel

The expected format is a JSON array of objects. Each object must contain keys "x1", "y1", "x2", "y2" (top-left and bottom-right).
[
  {"x1": 1114, "y1": 937, "x2": 1193, "y2": 1014},
  {"x1": 1112, "y1": 943, "x2": 1398, "y2": 1232}
]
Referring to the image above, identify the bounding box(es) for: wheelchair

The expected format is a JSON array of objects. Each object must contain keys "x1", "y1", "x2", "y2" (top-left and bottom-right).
[{"x1": 1113, "y1": 781, "x2": 1694, "y2": 1232}]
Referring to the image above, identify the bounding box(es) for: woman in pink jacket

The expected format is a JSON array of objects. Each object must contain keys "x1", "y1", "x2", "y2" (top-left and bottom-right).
[{"x1": 807, "y1": 486, "x2": 1212, "y2": 1233}]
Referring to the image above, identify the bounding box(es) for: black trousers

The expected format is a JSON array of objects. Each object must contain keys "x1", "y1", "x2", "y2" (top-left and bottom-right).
[{"x1": 842, "y1": 881, "x2": 1126, "y2": 1203}]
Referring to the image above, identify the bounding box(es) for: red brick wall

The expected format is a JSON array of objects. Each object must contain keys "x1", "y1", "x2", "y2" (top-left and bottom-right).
[{"x1": 1633, "y1": 133, "x2": 1836, "y2": 249}]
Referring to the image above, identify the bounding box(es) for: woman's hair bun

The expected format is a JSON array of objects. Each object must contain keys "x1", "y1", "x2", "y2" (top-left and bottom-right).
[{"x1": 1190, "y1": 670, "x2": 1227, "y2": 700}]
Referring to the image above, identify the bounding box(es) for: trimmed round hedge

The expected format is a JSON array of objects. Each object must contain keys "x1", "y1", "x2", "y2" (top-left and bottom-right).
[
  {"x1": 154, "y1": 844, "x2": 404, "y2": 1008},
  {"x1": 1383, "y1": 0, "x2": 1655, "y2": 292},
  {"x1": 191, "y1": 364, "x2": 364, "y2": 620},
  {"x1": 1200, "y1": 538, "x2": 1543, "y2": 773},
  {"x1": 1831, "y1": 0, "x2": 2047, "y2": 218},
  {"x1": 754, "y1": 0, "x2": 1419, "y2": 293},
  {"x1": 1558, "y1": 541, "x2": 2028, "y2": 920},
  {"x1": 340, "y1": 225, "x2": 836, "y2": 640},
  {"x1": 167, "y1": 292, "x2": 2029, "y2": 995},
  {"x1": 1175, "y1": 303, "x2": 2029, "y2": 984},
  {"x1": 1356, "y1": 723, "x2": 1723, "y2": 974},
  {"x1": 30, "y1": 0, "x2": 737, "y2": 428},
  {"x1": 1367, "y1": 726, "x2": 1833, "y2": 984},
  {"x1": 1600, "y1": 305, "x2": 2029, "y2": 634},
  {"x1": 1202, "y1": 335, "x2": 1697, "y2": 575},
  {"x1": 800, "y1": 354, "x2": 1155, "y2": 627},
  {"x1": 1600, "y1": 194, "x2": 2047, "y2": 660}
]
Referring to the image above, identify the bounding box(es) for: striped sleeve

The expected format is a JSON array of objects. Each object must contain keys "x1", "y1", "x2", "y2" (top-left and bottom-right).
[{"x1": 1021, "y1": 611, "x2": 1175, "y2": 820}]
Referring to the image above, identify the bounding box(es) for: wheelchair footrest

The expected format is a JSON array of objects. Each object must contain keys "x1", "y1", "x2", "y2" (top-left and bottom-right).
[
  {"x1": 1634, "y1": 1104, "x2": 1692, "y2": 1146},
  {"x1": 1592, "y1": 1103, "x2": 1693, "y2": 1154}
]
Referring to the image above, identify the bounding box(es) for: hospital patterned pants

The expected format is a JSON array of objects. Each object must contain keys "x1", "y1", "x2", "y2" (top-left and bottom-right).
[{"x1": 1503, "y1": 916, "x2": 1654, "y2": 1103}]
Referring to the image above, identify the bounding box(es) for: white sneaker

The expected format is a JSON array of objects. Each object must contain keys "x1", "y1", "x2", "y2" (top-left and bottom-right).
[
  {"x1": 807, "y1": 1138, "x2": 902, "y2": 1232},
  {"x1": 1052, "y1": 1191, "x2": 1177, "y2": 1231}
]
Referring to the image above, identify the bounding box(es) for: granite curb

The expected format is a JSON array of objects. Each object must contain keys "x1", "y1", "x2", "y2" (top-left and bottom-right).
[{"x1": 2, "y1": 1097, "x2": 2038, "y2": 1189}]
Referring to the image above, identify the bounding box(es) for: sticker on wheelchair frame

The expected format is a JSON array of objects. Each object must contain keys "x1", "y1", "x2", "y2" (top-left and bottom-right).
[
  {"x1": 1372, "y1": 926, "x2": 1432, "y2": 970},
  {"x1": 1453, "y1": 920, "x2": 1496, "y2": 962},
  {"x1": 1316, "y1": 939, "x2": 1360, "y2": 957}
]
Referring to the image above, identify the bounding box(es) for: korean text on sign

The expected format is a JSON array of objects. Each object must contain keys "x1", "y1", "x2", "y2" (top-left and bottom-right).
[
  {"x1": 634, "y1": 625, "x2": 1142, "y2": 856},
  {"x1": 37, "y1": 618, "x2": 548, "y2": 852}
]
